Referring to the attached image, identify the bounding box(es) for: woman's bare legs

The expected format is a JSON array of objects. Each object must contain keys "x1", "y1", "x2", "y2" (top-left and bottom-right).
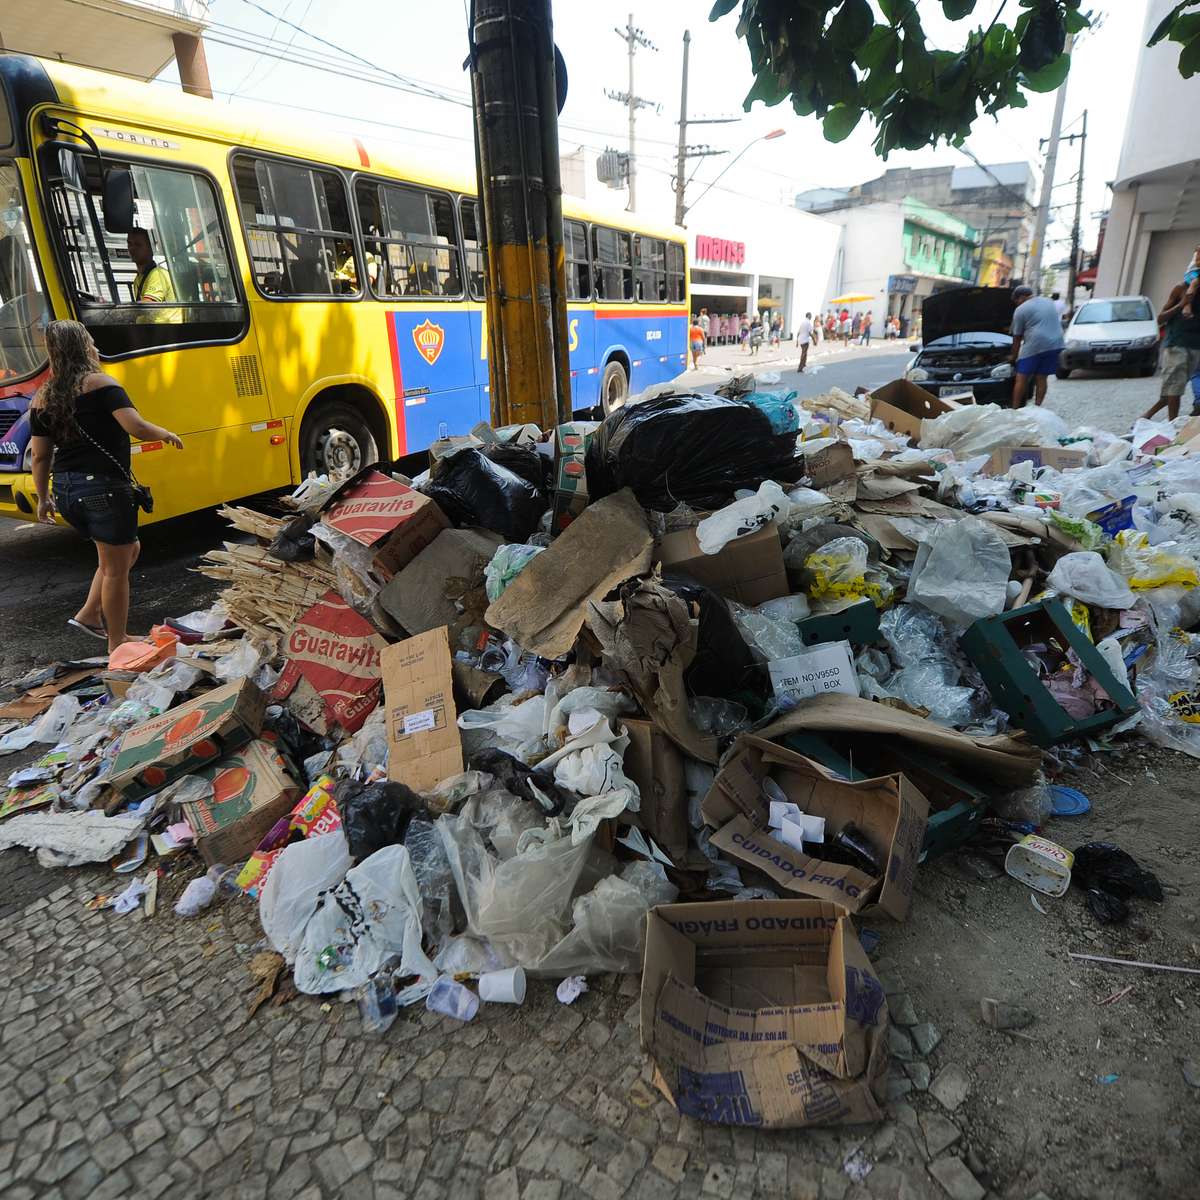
[{"x1": 95, "y1": 539, "x2": 141, "y2": 652}]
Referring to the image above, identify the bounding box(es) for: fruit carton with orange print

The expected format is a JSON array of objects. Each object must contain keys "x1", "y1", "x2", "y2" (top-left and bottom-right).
[
  {"x1": 320, "y1": 466, "x2": 449, "y2": 579},
  {"x1": 182, "y1": 739, "x2": 303, "y2": 867},
  {"x1": 104, "y1": 679, "x2": 267, "y2": 809}
]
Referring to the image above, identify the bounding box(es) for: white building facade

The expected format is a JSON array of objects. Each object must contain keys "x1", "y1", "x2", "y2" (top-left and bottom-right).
[{"x1": 1095, "y1": 0, "x2": 1200, "y2": 305}]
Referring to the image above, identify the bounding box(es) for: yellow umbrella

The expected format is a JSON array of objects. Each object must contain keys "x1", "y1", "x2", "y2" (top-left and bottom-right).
[{"x1": 829, "y1": 292, "x2": 874, "y2": 304}]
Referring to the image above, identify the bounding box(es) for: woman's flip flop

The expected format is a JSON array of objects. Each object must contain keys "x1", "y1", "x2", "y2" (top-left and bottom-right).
[{"x1": 67, "y1": 618, "x2": 107, "y2": 641}]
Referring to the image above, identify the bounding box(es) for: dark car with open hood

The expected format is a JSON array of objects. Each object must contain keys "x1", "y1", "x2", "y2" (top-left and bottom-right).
[{"x1": 904, "y1": 286, "x2": 1015, "y2": 405}]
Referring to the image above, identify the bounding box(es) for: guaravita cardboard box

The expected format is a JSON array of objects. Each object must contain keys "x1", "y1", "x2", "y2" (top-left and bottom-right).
[{"x1": 640, "y1": 898, "x2": 889, "y2": 1128}]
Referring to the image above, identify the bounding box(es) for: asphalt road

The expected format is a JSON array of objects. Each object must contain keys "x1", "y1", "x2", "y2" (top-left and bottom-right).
[{"x1": 691, "y1": 349, "x2": 914, "y2": 400}]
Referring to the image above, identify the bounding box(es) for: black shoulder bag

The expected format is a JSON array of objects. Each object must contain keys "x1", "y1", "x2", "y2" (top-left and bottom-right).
[{"x1": 76, "y1": 426, "x2": 155, "y2": 514}]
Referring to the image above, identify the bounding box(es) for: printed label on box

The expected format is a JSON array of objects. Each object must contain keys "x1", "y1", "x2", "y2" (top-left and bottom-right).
[
  {"x1": 769, "y1": 641, "x2": 859, "y2": 702},
  {"x1": 403, "y1": 709, "x2": 437, "y2": 735}
]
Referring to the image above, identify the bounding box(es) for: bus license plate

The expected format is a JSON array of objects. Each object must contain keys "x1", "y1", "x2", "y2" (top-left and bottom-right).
[{"x1": 1094, "y1": 353, "x2": 1121, "y2": 363}]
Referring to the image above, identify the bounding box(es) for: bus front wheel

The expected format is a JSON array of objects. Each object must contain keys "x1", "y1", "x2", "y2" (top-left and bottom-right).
[
  {"x1": 300, "y1": 402, "x2": 378, "y2": 477},
  {"x1": 600, "y1": 360, "x2": 629, "y2": 416}
]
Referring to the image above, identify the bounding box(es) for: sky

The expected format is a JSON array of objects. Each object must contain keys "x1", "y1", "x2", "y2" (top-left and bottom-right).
[{"x1": 159, "y1": 0, "x2": 1152, "y2": 257}]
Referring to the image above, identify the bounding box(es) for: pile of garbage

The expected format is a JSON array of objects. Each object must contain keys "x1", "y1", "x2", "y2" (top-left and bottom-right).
[{"x1": 1, "y1": 373, "x2": 1194, "y2": 1129}]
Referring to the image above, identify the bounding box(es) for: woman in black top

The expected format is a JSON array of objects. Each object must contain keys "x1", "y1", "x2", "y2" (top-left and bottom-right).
[{"x1": 29, "y1": 320, "x2": 182, "y2": 655}]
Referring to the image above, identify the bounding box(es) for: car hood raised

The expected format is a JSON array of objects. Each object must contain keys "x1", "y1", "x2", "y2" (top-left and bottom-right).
[{"x1": 921, "y1": 286, "x2": 1013, "y2": 345}]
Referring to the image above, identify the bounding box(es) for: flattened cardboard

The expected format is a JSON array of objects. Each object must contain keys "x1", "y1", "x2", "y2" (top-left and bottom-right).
[
  {"x1": 658, "y1": 523, "x2": 787, "y2": 608},
  {"x1": 757, "y1": 694, "x2": 1041, "y2": 787},
  {"x1": 183, "y1": 739, "x2": 303, "y2": 867},
  {"x1": 321, "y1": 468, "x2": 449, "y2": 578},
  {"x1": 274, "y1": 590, "x2": 386, "y2": 734},
  {"x1": 870, "y1": 379, "x2": 966, "y2": 441},
  {"x1": 383, "y1": 626, "x2": 463, "y2": 792},
  {"x1": 984, "y1": 446, "x2": 1087, "y2": 476},
  {"x1": 701, "y1": 737, "x2": 928, "y2": 920},
  {"x1": 801, "y1": 442, "x2": 856, "y2": 490},
  {"x1": 105, "y1": 679, "x2": 266, "y2": 809},
  {"x1": 486, "y1": 488, "x2": 654, "y2": 660},
  {"x1": 622, "y1": 718, "x2": 688, "y2": 862},
  {"x1": 0, "y1": 669, "x2": 96, "y2": 720},
  {"x1": 641, "y1": 899, "x2": 888, "y2": 1129}
]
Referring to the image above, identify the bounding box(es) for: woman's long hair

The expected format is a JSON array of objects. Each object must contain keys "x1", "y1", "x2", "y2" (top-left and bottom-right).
[{"x1": 34, "y1": 320, "x2": 100, "y2": 440}]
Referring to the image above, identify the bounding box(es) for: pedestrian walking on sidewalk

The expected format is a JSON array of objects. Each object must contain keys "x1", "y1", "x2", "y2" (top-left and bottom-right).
[
  {"x1": 28, "y1": 320, "x2": 184, "y2": 655},
  {"x1": 795, "y1": 311, "x2": 814, "y2": 372},
  {"x1": 689, "y1": 315, "x2": 706, "y2": 370},
  {"x1": 1142, "y1": 278, "x2": 1200, "y2": 421},
  {"x1": 749, "y1": 315, "x2": 764, "y2": 356},
  {"x1": 860, "y1": 311, "x2": 873, "y2": 346}
]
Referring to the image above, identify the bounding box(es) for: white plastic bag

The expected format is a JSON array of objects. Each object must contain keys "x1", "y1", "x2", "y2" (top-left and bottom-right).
[
  {"x1": 907, "y1": 517, "x2": 1011, "y2": 628},
  {"x1": 696, "y1": 481, "x2": 788, "y2": 555},
  {"x1": 458, "y1": 694, "x2": 548, "y2": 762},
  {"x1": 293, "y1": 844, "x2": 436, "y2": 995},
  {"x1": 1045, "y1": 552, "x2": 1135, "y2": 610},
  {"x1": 259, "y1": 832, "x2": 352, "y2": 962}
]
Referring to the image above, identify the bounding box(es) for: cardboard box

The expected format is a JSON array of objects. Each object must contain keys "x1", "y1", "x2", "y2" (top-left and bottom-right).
[
  {"x1": 274, "y1": 589, "x2": 387, "y2": 734},
  {"x1": 658, "y1": 523, "x2": 787, "y2": 608},
  {"x1": 768, "y1": 641, "x2": 859, "y2": 703},
  {"x1": 182, "y1": 739, "x2": 303, "y2": 867},
  {"x1": 378, "y1": 527, "x2": 504, "y2": 635},
  {"x1": 701, "y1": 736, "x2": 928, "y2": 919},
  {"x1": 983, "y1": 446, "x2": 1088, "y2": 475},
  {"x1": 869, "y1": 379, "x2": 967, "y2": 441},
  {"x1": 321, "y1": 468, "x2": 450, "y2": 579},
  {"x1": 103, "y1": 679, "x2": 266, "y2": 809},
  {"x1": 383, "y1": 626, "x2": 463, "y2": 793},
  {"x1": 640, "y1": 898, "x2": 888, "y2": 1128},
  {"x1": 622, "y1": 718, "x2": 688, "y2": 862},
  {"x1": 552, "y1": 421, "x2": 598, "y2": 533}
]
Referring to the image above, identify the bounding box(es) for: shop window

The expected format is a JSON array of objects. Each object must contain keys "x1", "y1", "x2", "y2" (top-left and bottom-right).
[
  {"x1": 593, "y1": 225, "x2": 632, "y2": 301},
  {"x1": 41, "y1": 147, "x2": 245, "y2": 356},
  {"x1": 666, "y1": 241, "x2": 685, "y2": 303},
  {"x1": 234, "y1": 155, "x2": 358, "y2": 297},
  {"x1": 565, "y1": 219, "x2": 591, "y2": 301},
  {"x1": 459, "y1": 199, "x2": 485, "y2": 299},
  {"x1": 357, "y1": 179, "x2": 461, "y2": 299},
  {"x1": 634, "y1": 235, "x2": 666, "y2": 302}
]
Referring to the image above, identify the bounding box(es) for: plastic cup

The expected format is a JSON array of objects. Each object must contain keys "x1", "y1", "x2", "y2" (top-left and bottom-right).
[
  {"x1": 478, "y1": 967, "x2": 526, "y2": 1005},
  {"x1": 425, "y1": 975, "x2": 479, "y2": 1022}
]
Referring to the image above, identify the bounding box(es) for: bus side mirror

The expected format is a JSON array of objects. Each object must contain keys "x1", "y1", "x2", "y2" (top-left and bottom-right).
[{"x1": 102, "y1": 168, "x2": 136, "y2": 233}]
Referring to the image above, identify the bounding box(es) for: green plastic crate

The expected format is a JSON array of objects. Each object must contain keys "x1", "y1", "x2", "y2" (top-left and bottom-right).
[{"x1": 795, "y1": 600, "x2": 881, "y2": 648}]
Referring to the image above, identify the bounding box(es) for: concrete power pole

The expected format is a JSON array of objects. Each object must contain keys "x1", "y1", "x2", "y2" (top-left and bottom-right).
[
  {"x1": 606, "y1": 15, "x2": 656, "y2": 212},
  {"x1": 674, "y1": 30, "x2": 690, "y2": 227},
  {"x1": 1067, "y1": 109, "x2": 1088, "y2": 316},
  {"x1": 1029, "y1": 32, "x2": 1074, "y2": 289}
]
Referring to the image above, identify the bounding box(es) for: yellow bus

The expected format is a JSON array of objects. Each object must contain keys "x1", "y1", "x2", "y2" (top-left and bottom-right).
[{"x1": 0, "y1": 54, "x2": 688, "y2": 525}]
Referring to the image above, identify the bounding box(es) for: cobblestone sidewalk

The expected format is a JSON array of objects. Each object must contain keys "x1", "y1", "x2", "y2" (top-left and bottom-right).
[{"x1": 2, "y1": 864, "x2": 973, "y2": 1200}]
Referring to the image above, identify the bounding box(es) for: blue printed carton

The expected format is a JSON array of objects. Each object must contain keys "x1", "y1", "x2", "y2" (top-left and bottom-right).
[
  {"x1": 639, "y1": 898, "x2": 889, "y2": 1128},
  {"x1": 701, "y1": 736, "x2": 928, "y2": 921}
]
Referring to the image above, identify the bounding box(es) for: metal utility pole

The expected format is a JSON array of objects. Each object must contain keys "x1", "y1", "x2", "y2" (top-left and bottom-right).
[
  {"x1": 606, "y1": 16, "x2": 657, "y2": 212},
  {"x1": 1029, "y1": 32, "x2": 1074, "y2": 288},
  {"x1": 1066, "y1": 109, "x2": 1088, "y2": 317},
  {"x1": 671, "y1": 29, "x2": 734, "y2": 227},
  {"x1": 468, "y1": 0, "x2": 571, "y2": 429}
]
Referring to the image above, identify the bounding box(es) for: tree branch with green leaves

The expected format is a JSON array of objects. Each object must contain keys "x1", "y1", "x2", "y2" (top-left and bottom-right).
[{"x1": 709, "y1": 1, "x2": 1190, "y2": 157}]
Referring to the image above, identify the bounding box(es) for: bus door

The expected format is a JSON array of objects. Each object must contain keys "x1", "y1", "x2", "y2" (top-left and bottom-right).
[
  {"x1": 359, "y1": 182, "x2": 482, "y2": 453},
  {"x1": 563, "y1": 218, "x2": 596, "y2": 409},
  {"x1": 39, "y1": 143, "x2": 285, "y2": 513}
]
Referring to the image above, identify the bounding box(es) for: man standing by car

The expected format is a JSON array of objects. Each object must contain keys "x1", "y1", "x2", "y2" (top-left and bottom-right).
[
  {"x1": 1010, "y1": 285, "x2": 1064, "y2": 407},
  {"x1": 1142, "y1": 280, "x2": 1200, "y2": 421}
]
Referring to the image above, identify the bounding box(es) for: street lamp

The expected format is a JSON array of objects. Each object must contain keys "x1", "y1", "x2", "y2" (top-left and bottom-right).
[{"x1": 682, "y1": 128, "x2": 786, "y2": 219}]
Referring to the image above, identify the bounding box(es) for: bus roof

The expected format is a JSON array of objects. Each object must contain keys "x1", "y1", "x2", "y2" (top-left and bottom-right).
[{"x1": 10, "y1": 55, "x2": 685, "y2": 243}]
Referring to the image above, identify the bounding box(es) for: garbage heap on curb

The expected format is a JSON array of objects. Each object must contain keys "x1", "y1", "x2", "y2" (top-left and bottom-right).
[{"x1": 0, "y1": 375, "x2": 1193, "y2": 1130}]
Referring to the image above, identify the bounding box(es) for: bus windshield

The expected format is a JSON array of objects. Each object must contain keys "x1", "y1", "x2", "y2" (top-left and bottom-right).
[{"x1": 0, "y1": 163, "x2": 48, "y2": 381}]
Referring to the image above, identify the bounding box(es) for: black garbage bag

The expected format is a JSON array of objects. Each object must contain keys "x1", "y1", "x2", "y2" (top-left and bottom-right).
[
  {"x1": 335, "y1": 779, "x2": 426, "y2": 862},
  {"x1": 661, "y1": 572, "x2": 765, "y2": 706},
  {"x1": 425, "y1": 448, "x2": 548, "y2": 541},
  {"x1": 482, "y1": 443, "x2": 553, "y2": 494},
  {"x1": 467, "y1": 747, "x2": 572, "y2": 818},
  {"x1": 1072, "y1": 841, "x2": 1163, "y2": 924},
  {"x1": 268, "y1": 514, "x2": 316, "y2": 562},
  {"x1": 1084, "y1": 888, "x2": 1128, "y2": 924},
  {"x1": 585, "y1": 393, "x2": 803, "y2": 512}
]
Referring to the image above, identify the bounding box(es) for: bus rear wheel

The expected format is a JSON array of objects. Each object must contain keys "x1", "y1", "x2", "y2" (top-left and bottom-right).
[
  {"x1": 600, "y1": 360, "x2": 629, "y2": 416},
  {"x1": 300, "y1": 402, "x2": 378, "y2": 477}
]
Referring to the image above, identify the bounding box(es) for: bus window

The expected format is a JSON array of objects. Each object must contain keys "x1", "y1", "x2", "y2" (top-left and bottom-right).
[
  {"x1": 634, "y1": 236, "x2": 666, "y2": 302},
  {"x1": 41, "y1": 148, "x2": 244, "y2": 355},
  {"x1": 593, "y1": 226, "x2": 632, "y2": 301},
  {"x1": 666, "y1": 241, "x2": 685, "y2": 303},
  {"x1": 459, "y1": 199, "x2": 485, "y2": 300},
  {"x1": 356, "y1": 180, "x2": 461, "y2": 300},
  {"x1": 233, "y1": 154, "x2": 359, "y2": 298},
  {"x1": 0, "y1": 164, "x2": 48, "y2": 380},
  {"x1": 565, "y1": 219, "x2": 591, "y2": 301}
]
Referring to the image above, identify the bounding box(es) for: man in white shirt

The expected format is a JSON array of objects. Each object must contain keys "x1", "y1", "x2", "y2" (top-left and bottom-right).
[
  {"x1": 1052, "y1": 292, "x2": 1067, "y2": 322},
  {"x1": 795, "y1": 311, "x2": 814, "y2": 372}
]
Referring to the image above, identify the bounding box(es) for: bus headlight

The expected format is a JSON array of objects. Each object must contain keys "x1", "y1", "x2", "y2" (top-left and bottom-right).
[{"x1": 22, "y1": 444, "x2": 33, "y2": 473}]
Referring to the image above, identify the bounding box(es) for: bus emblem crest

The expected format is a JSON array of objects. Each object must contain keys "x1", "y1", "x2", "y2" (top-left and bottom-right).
[{"x1": 412, "y1": 319, "x2": 445, "y2": 366}]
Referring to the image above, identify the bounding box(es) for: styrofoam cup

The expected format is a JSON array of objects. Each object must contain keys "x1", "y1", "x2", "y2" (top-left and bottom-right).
[{"x1": 478, "y1": 966, "x2": 526, "y2": 1005}]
